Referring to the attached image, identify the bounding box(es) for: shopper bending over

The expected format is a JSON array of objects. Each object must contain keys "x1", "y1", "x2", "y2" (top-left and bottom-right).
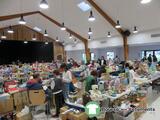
[
  {"x1": 85, "y1": 70, "x2": 97, "y2": 92},
  {"x1": 26, "y1": 73, "x2": 42, "y2": 90}
]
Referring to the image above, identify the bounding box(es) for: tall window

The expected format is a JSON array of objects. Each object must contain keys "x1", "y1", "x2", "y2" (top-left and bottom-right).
[
  {"x1": 82, "y1": 53, "x2": 95, "y2": 63},
  {"x1": 141, "y1": 50, "x2": 160, "y2": 61},
  {"x1": 107, "y1": 52, "x2": 115, "y2": 60}
]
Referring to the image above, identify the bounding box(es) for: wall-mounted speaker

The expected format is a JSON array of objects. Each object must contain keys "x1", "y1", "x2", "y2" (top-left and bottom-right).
[{"x1": 123, "y1": 30, "x2": 131, "y2": 37}]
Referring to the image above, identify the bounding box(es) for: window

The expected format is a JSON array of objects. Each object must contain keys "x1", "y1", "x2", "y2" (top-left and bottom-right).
[
  {"x1": 77, "y1": 2, "x2": 91, "y2": 12},
  {"x1": 82, "y1": 53, "x2": 95, "y2": 63},
  {"x1": 82, "y1": 53, "x2": 86, "y2": 63},
  {"x1": 91, "y1": 53, "x2": 95, "y2": 61},
  {"x1": 107, "y1": 52, "x2": 115, "y2": 60},
  {"x1": 141, "y1": 50, "x2": 160, "y2": 61}
]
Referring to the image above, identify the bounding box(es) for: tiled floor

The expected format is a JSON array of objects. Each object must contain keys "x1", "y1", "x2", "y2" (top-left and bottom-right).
[
  {"x1": 138, "y1": 94, "x2": 160, "y2": 120},
  {"x1": 138, "y1": 88, "x2": 160, "y2": 120}
]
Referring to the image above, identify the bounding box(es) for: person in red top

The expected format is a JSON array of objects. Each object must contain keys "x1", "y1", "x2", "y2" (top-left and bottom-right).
[{"x1": 26, "y1": 73, "x2": 42, "y2": 90}]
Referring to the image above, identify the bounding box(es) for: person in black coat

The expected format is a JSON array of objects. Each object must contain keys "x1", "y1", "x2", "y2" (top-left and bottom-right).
[
  {"x1": 51, "y1": 70, "x2": 64, "y2": 117},
  {"x1": 97, "y1": 56, "x2": 106, "y2": 66}
]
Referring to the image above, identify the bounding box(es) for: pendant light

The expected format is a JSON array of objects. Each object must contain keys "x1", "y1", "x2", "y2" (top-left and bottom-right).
[
  {"x1": 61, "y1": 22, "x2": 66, "y2": 31},
  {"x1": 44, "y1": 29, "x2": 48, "y2": 36},
  {"x1": 1, "y1": 32, "x2": 7, "y2": 39},
  {"x1": 56, "y1": 37, "x2": 59, "y2": 42},
  {"x1": 141, "y1": 0, "x2": 152, "y2": 4},
  {"x1": 115, "y1": 20, "x2": 121, "y2": 29},
  {"x1": 88, "y1": 27, "x2": 93, "y2": 35},
  {"x1": 74, "y1": 39, "x2": 77, "y2": 44},
  {"x1": 69, "y1": 33, "x2": 73, "y2": 39},
  {"x1": 7, "y1": 26, "x2": 14, "y2": 33},
  {"x1": 88, "y1": 11, "x2": 95, "y2": 22},
  {"x1": 19, "y1": 15, "x2": 26, "y2": 25},
  {"x1": 107, "y1": 32, "x2": 111, "y2": 38},
  {"x1": 32, "y1": 34, "x2": 37, "y2": 41},
  {"x1": 24, "y1": 41, "x2": 28, "y2": 44},
  {"x1": 133, "y1": 26, "x2": 138, "y2": 34},
  {"x1": 88, "y1": 36, "x2": 91, "y2": 40},
  {"x1": 45, "y1": 42, "x2": 48, "y2": 44},
  {"x1": 40, "y1": 0, "x2": 49, "y2": 9}
]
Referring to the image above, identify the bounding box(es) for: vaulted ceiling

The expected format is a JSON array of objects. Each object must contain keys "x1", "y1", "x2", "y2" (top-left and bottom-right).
[{"x1": 0, "y1": 0, "x2": 159, "y2": 44}]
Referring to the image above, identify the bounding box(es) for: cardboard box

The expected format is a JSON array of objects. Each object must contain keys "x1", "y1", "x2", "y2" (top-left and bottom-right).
[
  {"x1": 60, "y1": 106, "x2": 88, "y2": 120},
  {"x1": 68, "y1": 112, "x2": 88, "y2": 120},
  {"x1": 16, "y1": 112, "x2": 32, "y2": 120},
  {"x1": 21, "y1": 91, "x2": 29, "y2": 105},
  {"x1": 28, "y1": 90, "x2": 46, "y2": 106},
  {"x1": 0, "y1": 96, "x2": 14, "y2": 114}
]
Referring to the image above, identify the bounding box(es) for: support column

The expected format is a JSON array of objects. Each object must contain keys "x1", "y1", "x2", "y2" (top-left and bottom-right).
[
  {"x1": 84, "y1": 41, "x2": 91, "y2": 62},
  {"x1": 123, "y1": 36, "x2": 129, "y2": 61}
]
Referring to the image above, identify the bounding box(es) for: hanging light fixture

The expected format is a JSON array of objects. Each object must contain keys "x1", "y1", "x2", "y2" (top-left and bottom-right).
[
  {"x1": 32, "y1": 34, "x2": 37, "y2": 41},
  {"x1": 133, "y1": 26, "x2": 138, "y2": 34},
  {"x1": 45, "y1": 42, "x2": 48, "y2": 44},
  {"x1": 1, "y1": 32, "x2": 7, "y2": 39},
  {"x1": 24, "y1": 41, "x2": 28, "y2": 44},
  {"x1": 88, "y1": 11, "x2": 95, "y2": 22},
  {"x1": 61, "y1": 22, "x2": 66, "y2": 31},
  {"x1": 39, "y1": 0, "x2": 49, "y2": 9},
  {"x1": 141, "y1": 0, "x2": 152, "y2": 4},
  {"x1": 7, "y1": 26, "x2": 14, "y2": 33},
  {"x1": 115, "y1": 20, "x2": 121, "y2": 29},
  {"x1": 107, "y1": 32, "x2": 111, "y2": 38},
  {"x1": 56, "y1": 37, "x2": 59, "y2": 42},
  {"x1": 69, "y1": 33, "x2": 73, "y2": 39},
  {"x1": 88, "y1": 27, "x2": 93, "y2": 35},
  {"x1": 74, "y1": 39, "x2": 77, "y2": 44},
  {"x1": 88, "y1": 36, "x2": 91, "y2": 40},
  {"x1": 19, "y1": 15, "x2": 26, "y2": 25},
  {"x1": 44, "y1": 29, "x2": 48, "y2": 36}
]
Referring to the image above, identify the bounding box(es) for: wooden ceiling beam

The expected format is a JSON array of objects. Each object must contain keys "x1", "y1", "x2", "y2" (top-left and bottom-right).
[
  {"x1": 87, "y1": 0, "x2": 124, "y2": 37},
  {"x1": 0, "y1": 11, "x2": 39, "y2": 21},
  {"x1": 0, "y1": 11, "x2": 88, "y2": 43},
  {"x1": 39, "y1": 12, "x2": 88, "y2": 43}
]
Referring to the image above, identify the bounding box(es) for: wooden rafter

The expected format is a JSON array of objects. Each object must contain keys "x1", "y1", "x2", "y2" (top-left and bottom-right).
[
  {"x1": 0, "y1": 11, "x2": 90, "y2": 60},
  {"x1": 87, "y1": 0, "x2": 124, "y2": 37},
  {"x1": 87, "y1": 0, "x2": 128, "y2": 60},
  {"x1": 0, "y1": 11, "x2": 39, "y2": 21}
]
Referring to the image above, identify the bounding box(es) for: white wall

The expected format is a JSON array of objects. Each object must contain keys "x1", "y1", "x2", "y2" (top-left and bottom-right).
[{"x1": 65, "y1": 29, "x2": 160, "y2": 61}]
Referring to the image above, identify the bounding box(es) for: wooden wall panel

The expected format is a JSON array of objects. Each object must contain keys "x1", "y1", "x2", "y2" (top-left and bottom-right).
[{"x1": 0, "y1": 25, "x2": 65, "y2": 61}]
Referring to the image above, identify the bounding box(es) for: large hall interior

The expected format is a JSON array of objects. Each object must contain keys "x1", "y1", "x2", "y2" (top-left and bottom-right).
[{"x1": 0, "y1": 0, "x2": 160, "y2": 120}]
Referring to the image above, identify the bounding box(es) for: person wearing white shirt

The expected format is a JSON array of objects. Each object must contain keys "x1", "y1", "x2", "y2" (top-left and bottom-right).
[{"x1": 60, "y1": 63, "x2": 73, "y2": 100}]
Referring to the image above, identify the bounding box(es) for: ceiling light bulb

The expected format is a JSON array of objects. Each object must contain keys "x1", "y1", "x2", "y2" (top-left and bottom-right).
[
  {"x1": 19, "y1": 15, "x2": 26, "y2": 25},
  {"x1": 56, "y1": 37, "x2": 59, "y2": 42},
  {"x1": 107, "y1": 32, "x2": 111, "y2": 37},
  {"x1": 45, "y1": 42, "x2": 48, "y2": 44},
  {"x1": 61, "y1": 23, "x2": 66, "y2": 31},
  {"x1": 141, "y1": 0, "x2": 152, "y2": 4},
  {"x1": 32, "y1": 37, "x2": 36, "y2": 41},
  {"x1": 88, "y1": 11, "x2": 95, "y2": 22},
  {"x1": 74, "y1": 39, "x2": 77, "y2": 44},
  {"x1": 88, "y1": 36, "x2": 91, "y2": 40},
  {"x1": 69, "y1": 33, "x2": 73, "y2": 39},
  {"x1": 40, "y1": 0, "x2": 49, "y2": 9},
  {"x1": 44, "y1": 30, "x2": 48, "y2": 36},
  {"x1": 115, "y1": 20, "x2": 121, "y2": 28},
  {"x1": 32, "y1": 34, "x2": 37, "y2": 40},
  {"x1": 133, "y1": 26, "x2": 138, "y2": 34},
  {"x1": 7, "y1": 26, "x2": 14, "y2": 33},
  {"x1": 24, "y1": 41, "x2": 28, "y2": 44},
  {"x1": 88, "y1": 27, "x2": 93, "y2": 35},
  {"x1": 1, "y1": 32, "x2": 6, "y2": 39}
]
